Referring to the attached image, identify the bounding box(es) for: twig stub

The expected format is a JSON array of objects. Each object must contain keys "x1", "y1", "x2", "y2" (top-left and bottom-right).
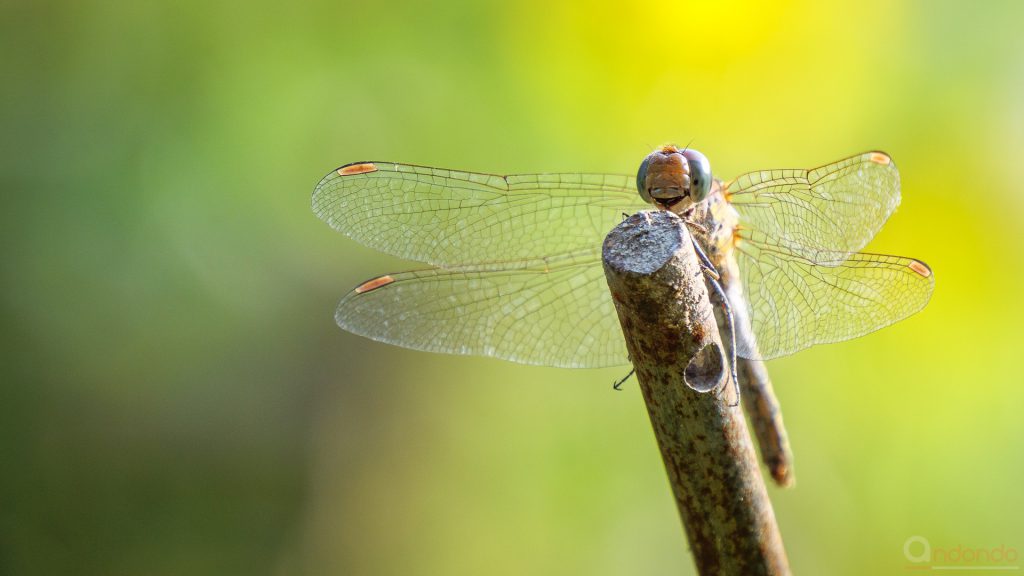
[{"x1": 602, "y1": 210, "x2": 790, "y2": 576}]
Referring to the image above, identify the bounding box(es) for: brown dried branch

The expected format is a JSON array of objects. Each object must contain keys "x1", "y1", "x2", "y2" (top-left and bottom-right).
[{"x1": 602, "y1": 210, "x2": 790, "y2": 576}]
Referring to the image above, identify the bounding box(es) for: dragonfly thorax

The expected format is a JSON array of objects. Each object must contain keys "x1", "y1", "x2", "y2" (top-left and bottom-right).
[{"x1": 687, "y1": 182, "x2": 741, "y2": 275}]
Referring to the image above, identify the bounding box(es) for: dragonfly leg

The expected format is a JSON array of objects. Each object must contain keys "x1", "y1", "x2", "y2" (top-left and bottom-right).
[
  {"x1": 612, "y1": 368, "x2": 635, "y2": 391},
  {"x1": 689, "y1": 235, "x2": 740, "y2": 407}
]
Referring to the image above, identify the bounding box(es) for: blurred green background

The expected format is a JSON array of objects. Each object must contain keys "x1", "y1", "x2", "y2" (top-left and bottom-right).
[{"x1": 3, "y1": 0, "x2": 1022, "y2": 574}]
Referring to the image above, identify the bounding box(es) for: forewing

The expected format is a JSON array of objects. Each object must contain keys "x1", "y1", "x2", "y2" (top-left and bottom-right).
[
  {"x1": 733, "y1": 231, "x2": 934, "y2": 360},
  {"x1": 334, "y1": 249, "x2": 629, "y2": 368},
  {"x1": 313, "y1": 162, "x2": 646, "y2": 267},
  {"x1": 726, "y1": 151, "x2": 900, "y2": 259}
]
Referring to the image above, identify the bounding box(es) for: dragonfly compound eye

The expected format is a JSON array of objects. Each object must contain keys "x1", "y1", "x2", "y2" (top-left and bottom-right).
[
  {"x1": 635, "y1": 154, "x2": 653, "y2": 203},
  {"x1": 681, "y1": 149, "x2": 712, "y2": 202}
]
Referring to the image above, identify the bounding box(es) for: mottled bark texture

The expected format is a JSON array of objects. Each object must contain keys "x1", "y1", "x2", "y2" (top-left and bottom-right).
[{"x1": 602, "y1": 211, "x2": 790, "y2": 576}]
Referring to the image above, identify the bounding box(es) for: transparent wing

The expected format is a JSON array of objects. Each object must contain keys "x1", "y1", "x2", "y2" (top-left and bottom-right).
[
  {"x1": 334, "y1": 249, "x2": 628, "y2": 368},
  {"x1": 312, "y1": 161, "x2": 647, "y2": 267},
  {"x1": 732, "y1": 230, "x2": 935, "y2": 360},
  {"x1": 726, "y1": 151, "x2": 900, "y2": 259}
]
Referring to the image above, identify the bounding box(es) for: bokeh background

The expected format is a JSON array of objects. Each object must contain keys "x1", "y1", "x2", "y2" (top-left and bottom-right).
[{"x1": 3, "y1": 0, "x2": 1023, "y2": 574}]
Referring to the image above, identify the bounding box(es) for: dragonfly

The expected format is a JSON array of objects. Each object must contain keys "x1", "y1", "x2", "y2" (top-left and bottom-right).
[{"x1": 312, "y1": 145, "x2": 934, "y2": 379}]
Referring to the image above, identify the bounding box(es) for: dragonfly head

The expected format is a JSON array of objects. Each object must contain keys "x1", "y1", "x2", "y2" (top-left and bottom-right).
[{"x1": 636, "y1": 145, "x2": 712, "y2": 213}]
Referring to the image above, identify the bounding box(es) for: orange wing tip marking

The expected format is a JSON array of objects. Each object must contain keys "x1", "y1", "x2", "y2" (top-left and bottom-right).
[
  {"x1": 338, "y1": 162, "x2": 378, "y2": 176},
  {"x1": 869, "y1": 152, "x2": 891, "y2": 165},
  {"x1": 908, "y1": 260, "x2": 932, "y2": 278},
  {"x1": 354, "y1": 275, "x2": 395, "y2": 293}
]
